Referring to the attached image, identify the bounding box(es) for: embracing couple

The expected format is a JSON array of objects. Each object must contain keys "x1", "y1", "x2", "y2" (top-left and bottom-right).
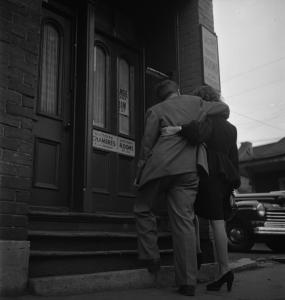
[{"x1": 134, "y1": 80, "x2": 240, "y2": 296}]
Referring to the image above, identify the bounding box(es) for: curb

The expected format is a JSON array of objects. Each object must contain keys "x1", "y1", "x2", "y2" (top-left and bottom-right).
[
  {"x1": 29, "y1": 258, "x2": 258, "y2": 296},
  {"x1": 271, "y1": 256, "x2": 285, "y2": 264}
]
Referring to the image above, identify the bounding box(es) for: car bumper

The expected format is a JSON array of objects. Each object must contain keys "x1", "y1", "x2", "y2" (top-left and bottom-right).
[{"x1": 254, "y1": 227, "x2": 285, "y2": 235}]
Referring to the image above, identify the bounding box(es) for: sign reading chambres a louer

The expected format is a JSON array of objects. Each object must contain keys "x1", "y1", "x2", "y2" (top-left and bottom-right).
[{"x1": 92, "y1": 129, "x2": 135, "y2": 157}]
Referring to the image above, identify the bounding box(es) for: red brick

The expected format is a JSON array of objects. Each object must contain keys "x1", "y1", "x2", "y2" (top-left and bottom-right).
[
  {"x1": 8, "y1": 78, "x2": 36, "y2": 97},
  {"x1": 0, "y1": 136, "x2": 21, "y2": 151},
  {"x1": 26, "y1": 29, "x2": 40, "y2": 44},
  {"x1": 0, "y1": 6, "x2": 13, "y2": 22},
  {"x1": 1, "y1": 0, "x2": 29, "y2": 17},
  {"x1": 6, "y1": 102, "x2": 35, "y2": 119},
  {"x1": 9, "y1": 0, "x2": 42, "y2": 11},
  {"x1": 18, "y1": 141, "x2": 33, "y2": 155},
  {"x1": 15, "y1": 164, "x2": 32, "y2": 177},
  {"x1": 21, "y1": 117, "x2": 33, "y2": 130},
  {"x1": 6, "y1": 89, "x2": 22, "y2": 105},
  {"x1": 8, "y1": 66, "x2": 23, "y2": 82},
  {"x1": 0, "y1": 162, "x2": 17, "y2": 176},
  {"x1": 13, "y1": 13, "x2": 40, "y2": 30},
  {"x1": 9, "y1": 50, "x2": 37, "y2": 76},
  {"x1": 23, "y1": 72, "x2": 36, "y2": 88},
  {"x1": 0, "y1": 201, "x2": 17, "y2": 214},
  {"x1": 0, "y1": 70, "x2": 9, "y2": 88},
  {"x1": 0, "y1": 100, "x2": 5, "y2": 111},
  {"x1": 0, "y1": 214, "x2": 14, "y2": 228},
  {"x1": 0, "y1": 174, "x2": 32, "y2": 189},
  {"x1": 22, "y1": 95, "x2": 34, "y2": 108},
  {"x1": 15, "y1": 202, "x2": 28, "y2": 214},
  {"x1": 0, "y1": 110, "x2": 20, "y2": 127},
  {"x1": 0, "y1": 51, "x2": 9, "y2": 68},
  {"x1": 0, "y1": 188, "x2": 15, "y2": 201},
  {"x1": 11, "y1": 22, "x2": 26, "y2": 39},
  {"x1": 10, "y1": 32, "x2": 39, "y2": 55},
  {"x1": 25, "y1": 52, "x2": 38, "y2": 65},
  {"x1": 4, "y1": 126, "x2": 33, "y2": 142},
  {"x1": 15, "y1": 190, "x2": 30, "y2": 202},
  {"x1": 3, "y1": 149, "x2": 33, "y2": 166},
  {"x1": 0, "y1": 201, "x2": 14, "y2": 213},
  {"x1": 0, "y1": 136, "x2": 33, "y2": 154},
  {"x1": 0, "y1": 124, "x2": 4, "y2": 136}
]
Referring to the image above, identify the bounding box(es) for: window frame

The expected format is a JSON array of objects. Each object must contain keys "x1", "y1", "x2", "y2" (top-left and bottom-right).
[
  {"x1": 117, "y1": 55, "x2": 135, "y2": 138},
  {"x1": 92, "y1": 41, "x2": 111, "y2": 131},
  {"x1": 37, "y1": 18, "x2": 64, "y2": 120}
]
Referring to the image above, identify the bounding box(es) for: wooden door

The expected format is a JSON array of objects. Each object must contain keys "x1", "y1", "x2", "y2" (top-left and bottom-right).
[
  {"x1": 31, "y1": 7, "x2": 74, "y2": 209},
  {"x1": 87, "y1": 33, "x2": 143, "y2": 212}
]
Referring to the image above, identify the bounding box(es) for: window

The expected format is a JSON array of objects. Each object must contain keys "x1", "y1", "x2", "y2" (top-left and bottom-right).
[
  {"x1": 279, "y1": 177, "x2": 285, "y2": 190},
  {"x1": 118, "y1": 58, "x2": 131, "y2": 135},
  {"x1": 39, "y1": 22, "x2": 61, "y2": 116},
  {"x1": 93, "y1": 45, "x2": 108, "y2": 128}
]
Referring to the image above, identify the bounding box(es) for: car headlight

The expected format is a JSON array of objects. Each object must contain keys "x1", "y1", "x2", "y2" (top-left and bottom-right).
[{"x1": 256, "y1": 203, "x2": 266, "y2": 217}]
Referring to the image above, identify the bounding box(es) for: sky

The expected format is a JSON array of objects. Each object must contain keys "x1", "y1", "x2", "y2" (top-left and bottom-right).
[{"x1": 213, "y1": 0, "x2": 285, "y2": 147}]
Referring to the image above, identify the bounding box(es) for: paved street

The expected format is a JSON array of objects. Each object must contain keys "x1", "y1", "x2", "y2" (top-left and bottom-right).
[
  {"x1": 3, "y1": 245, "x2": 285, "y2": 300},
  {"x1": 4, "y1": 262, "x2": 285, "y2": 300},
  {"x1": 229, "y1": 243, "x2": 281, "y2": 262}
]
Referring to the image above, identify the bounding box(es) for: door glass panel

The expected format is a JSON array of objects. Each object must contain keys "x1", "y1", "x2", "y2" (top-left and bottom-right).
[
  {"x1": 118, "y1": 58, "x2": 130, "y2": 135},
  {"x1": 93, "y1": 45, "x2": 107, "y2": 128},
  {"x1": 39, "y1": 22, "x2": 61, "y2": 116}
]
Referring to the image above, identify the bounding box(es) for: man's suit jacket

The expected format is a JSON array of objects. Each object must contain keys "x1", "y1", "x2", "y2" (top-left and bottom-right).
[{"x1": 137, "y1": 95, "x2": 229, "y2": 188}]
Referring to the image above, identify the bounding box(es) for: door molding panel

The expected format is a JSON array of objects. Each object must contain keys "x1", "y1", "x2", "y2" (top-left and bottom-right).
[{"x1": 33, "y1": 137, "x2": 60, "y2": 190}]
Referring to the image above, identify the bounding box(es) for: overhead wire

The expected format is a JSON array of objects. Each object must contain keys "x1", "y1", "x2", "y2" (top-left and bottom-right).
[
  {"x1": 222, "y1": 56, "x2": 285, "y2": 83},
  {"x1": 231, "y1": 110, "x2": 285, "y2": 132},
  {"x1": 224, "y1": 78, "x2": 285, "y2": 99}
]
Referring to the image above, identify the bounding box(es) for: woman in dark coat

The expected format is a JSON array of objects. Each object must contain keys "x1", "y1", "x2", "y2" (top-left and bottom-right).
[{"x1": 162, "y1": 85, "x2": 240, "y2": 292}]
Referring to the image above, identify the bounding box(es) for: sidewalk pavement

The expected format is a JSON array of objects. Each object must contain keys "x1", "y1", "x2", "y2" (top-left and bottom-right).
[{"x1": 2, "y1": 258, "x2": 285, "y2": 300}]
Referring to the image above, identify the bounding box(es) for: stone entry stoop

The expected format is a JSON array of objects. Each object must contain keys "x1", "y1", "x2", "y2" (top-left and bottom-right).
[{"x1": 29, "y1": 258, "x2": 258, "y2": 296}]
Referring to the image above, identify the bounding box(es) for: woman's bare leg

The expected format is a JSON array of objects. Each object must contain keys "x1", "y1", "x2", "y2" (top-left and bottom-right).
[{"x1": 210, "y1": 219, "x2": 230, "y2": 276}]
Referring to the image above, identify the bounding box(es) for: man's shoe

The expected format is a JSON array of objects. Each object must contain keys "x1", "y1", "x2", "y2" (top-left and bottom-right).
[
  {"x1": 197, "y1": 252, "x2": 203, "y2": 270},
  {"x1": 178, "y1": 285, "x2": 196, "y2": 296},
  {"x1": 139, "y1": 259, "x2": 161, "y2": 274}
]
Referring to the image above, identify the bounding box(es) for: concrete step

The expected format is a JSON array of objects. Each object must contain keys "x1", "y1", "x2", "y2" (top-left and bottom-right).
[
  {"x1": 28, "y1": 211, "x2": 172, "y2": 277},
  {"x1": 28, "y1": 230, "x2": 172, "y2": 251},
  {"x1": 29, "y1": 249, "x2": 174, "y2": 277},
  {"x1": 29, "y1": 258, "x2": 258, "y2": 296},
  {"x1": 28, "y1": 210, "x2": 169, "y2": 232}
]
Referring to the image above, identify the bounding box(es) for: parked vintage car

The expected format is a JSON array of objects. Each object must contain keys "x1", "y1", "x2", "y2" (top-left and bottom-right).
[{"x1": 226, "y1": 191, "x2": 285, "y2": 252}]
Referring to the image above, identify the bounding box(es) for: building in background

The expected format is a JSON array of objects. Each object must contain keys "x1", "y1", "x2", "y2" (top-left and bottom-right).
[
  {"x1": 238, "y1": 138, "x2": 285, "y2": 193},
  {"x1": 0, "y1": 0, "x2": 219, "y2": 295}
]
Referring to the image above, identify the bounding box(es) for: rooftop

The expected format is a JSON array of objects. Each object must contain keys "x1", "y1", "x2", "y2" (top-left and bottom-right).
[{"x1": 239, "y1": 137, "x2": 285, "y2": 162}]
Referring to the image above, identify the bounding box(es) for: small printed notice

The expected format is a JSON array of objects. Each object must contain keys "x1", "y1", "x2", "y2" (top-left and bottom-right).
[
  {"x1": 118, "y1": 137, "x2": 135, "y2": 157},
  {"x1": 201, "y1": 26, "x2": 221, "y2": 91},
  {"x1": 93, "y1": 129, "x2": 135, "y2": 157},
  {"x1": 119, "y1": 88, "x2": 129, "y2": 117},
  {"x1": 92, "y1": 130, "x2": 118, "y2": 152}
]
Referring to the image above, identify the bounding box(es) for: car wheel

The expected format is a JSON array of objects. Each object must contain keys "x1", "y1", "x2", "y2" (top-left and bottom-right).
[
  {"x1": 226, "y1": 222, "x2": 254, "y2": 252},
  {"x1": 266, "y1": 239, "x2": 285, "y2": 253}
]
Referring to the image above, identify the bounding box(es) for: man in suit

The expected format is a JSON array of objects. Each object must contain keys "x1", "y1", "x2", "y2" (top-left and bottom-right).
[{"x1": 134, "y1": 80, "x2": 229, "y2": 296}]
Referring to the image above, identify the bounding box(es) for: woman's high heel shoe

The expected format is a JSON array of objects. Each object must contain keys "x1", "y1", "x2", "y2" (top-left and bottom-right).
[{"x1": 206, "y1": 270, "x2": 234, "y2": 291}]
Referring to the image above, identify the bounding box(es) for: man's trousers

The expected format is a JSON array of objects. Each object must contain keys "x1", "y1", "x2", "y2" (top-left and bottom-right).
[{"x1": 134, "y1": 172, "x2": 199, "y2": 286}]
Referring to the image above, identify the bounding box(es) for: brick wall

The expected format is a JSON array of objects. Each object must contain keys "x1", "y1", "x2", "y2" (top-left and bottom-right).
[
  {"x1": 0, "y1": 0, "x2": 41, "y2": 240},
  {"x1": 177, "y1": 0, "x2": 216, "y2": 262},
  {"x1": 178, "y1": 0, "x2": 214, "y2": 93}
]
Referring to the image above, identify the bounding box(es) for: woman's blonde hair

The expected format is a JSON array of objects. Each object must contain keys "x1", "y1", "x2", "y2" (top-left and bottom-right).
[{"x1": 192, "y1": 85, "x2": 221, "y2": 102}]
